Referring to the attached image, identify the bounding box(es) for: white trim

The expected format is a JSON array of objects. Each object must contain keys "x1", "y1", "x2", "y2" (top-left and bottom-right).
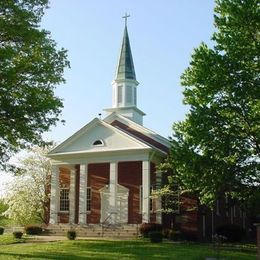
[
  {"x1": 79, "y1": 164, "x2": 87, "y2": 224},
  {"x1": 142, "y1": 160, "x2": 150, "y2": 223},
  {"x1": 109, "y1": 162, "x2": 118, "y2": 224},
  {"x1": 49, "y1": 166, "x2": 59, "y2": 224}
]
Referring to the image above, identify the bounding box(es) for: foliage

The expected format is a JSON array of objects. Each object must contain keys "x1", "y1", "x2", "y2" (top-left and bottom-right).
[
  {"x1": 0, "y1": 234, "x2": 25, "y2": 245},
  {"x1": 0, "y1": 0, "x2": 69, "y2": 172},
  {"x1": 0, "y1": 199, "x2": 10, "y2": 226},
  {"x1": 24, "y1": 225, "x2": 42, "y2": 235},
  {"x1": 139, "y1": 223, "x2": 162, "y2": 238},
  {"x1": 12, "y1": 231, "x2": 23, "y2": 239},
  {"x1": 162, "y1": 0, "x2": 260, "y2": 206},
  {"x1": 4, "y1": 145, "x2": 52, "y2": 225},
  {"x1": 0, "y1": 227, "x2": 4, "y2": 235},
  {"x1": 67, "y1": 230, "x2": 77, "y2": 240},
  {"x1": 149, "y1": 231, "x2": 163, "y2": 243},
  {"x1": 0, "y1": 239, "x2": 256, "y2": 259},
  {"x1": 216, "y1": 224, "x2": 245, "y2": 242}
]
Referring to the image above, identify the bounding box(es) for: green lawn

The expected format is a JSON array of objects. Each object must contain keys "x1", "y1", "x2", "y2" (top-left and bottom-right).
[{"x1": 0, "y1": 236, "x2": 256, "y2": 259}]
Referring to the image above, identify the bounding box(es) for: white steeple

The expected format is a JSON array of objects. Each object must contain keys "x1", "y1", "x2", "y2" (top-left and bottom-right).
[{"x1": 104, "y1": 15, "x2": 145, "y2": 125}]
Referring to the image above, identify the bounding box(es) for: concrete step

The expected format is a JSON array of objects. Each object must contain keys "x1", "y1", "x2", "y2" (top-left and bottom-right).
[{"x1": 45, "y1": 224, "x2": 140, "y2": 238}]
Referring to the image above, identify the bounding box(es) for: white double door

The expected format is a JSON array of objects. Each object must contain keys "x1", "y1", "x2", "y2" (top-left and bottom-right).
[{"x1": 100, "y1": 184, "x2": 129, "y2": 224}]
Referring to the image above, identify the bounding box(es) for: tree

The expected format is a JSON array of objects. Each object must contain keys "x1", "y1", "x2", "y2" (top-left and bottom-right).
[
  {"x1": 0, "y1": 0, "x2": 69, "y2": 172},
  {"x1": 163, "y1": 0, "x2": 259, "y2": 207},
  {"x1": 4, "y1": 145, "x2": 52, "y2": 225},
  {"x1": 0, "y1": 199, "x2": 9, "y2": 226}
]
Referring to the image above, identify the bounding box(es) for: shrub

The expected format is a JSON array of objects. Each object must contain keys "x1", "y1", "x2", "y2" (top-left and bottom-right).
[
  {"x1": 67, "y1": 230, "x2": 76, "y2": 240},
  {"x1": 139, "y1": 223, "x2": 163, "y2": 238},
  {"x1": 216, "y1": 224, "x2": 245, "y2": 242},
  {"x1": 13, "y1": 231, "x2": 23, "y2": 239},
  {"x1": 162, "y1": 228, "x2": 170, "y2": 238},
  {"x1": 169, "y1": 229, "x2": 183, "y2": 241},
  {"x1": 149, "y1": 231, "x2": 163, "y2": 243},
  {"x1": 0, "y1": 227, "x2": 4, "y2": 235},
  {"x1": 25, "y1": 225, "x2": 43, "y2": 235}
]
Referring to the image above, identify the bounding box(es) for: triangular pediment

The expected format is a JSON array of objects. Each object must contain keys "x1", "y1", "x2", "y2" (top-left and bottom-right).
[{"x1": 49, "y1": 118, "x2": 151, "y2": 156}]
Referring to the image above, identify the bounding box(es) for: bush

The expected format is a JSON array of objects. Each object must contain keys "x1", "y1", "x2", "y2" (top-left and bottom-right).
[
  {"x1": 216, "y1": 224, "x2": 245, "y2": 242},
  {"x1": 149, "y1": 231, "x2": 163, "y2": 243},
  {"x1": 25, "y1": 225, "x2": 43, "y2": 235},
  {"x1": 169, "y1": 229, "x2": 184, "y2": 241},
  {"x1": 0, "y1": 227, "x2": 4, "y2": 235},
  {"x1": 139, "y1": 223, "x2": 163, "y2": 238},
  {"x1": 13, "y1": 231, "x2": 23, "y2": 239},
  {"x1": 67, "y1": 230, "x2": 76, "y2": 240}
]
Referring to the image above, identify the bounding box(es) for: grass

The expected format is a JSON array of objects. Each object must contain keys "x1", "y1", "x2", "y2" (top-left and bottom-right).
[{"x1": 0, "y1": 236, "x2": 256, "y2": 259}]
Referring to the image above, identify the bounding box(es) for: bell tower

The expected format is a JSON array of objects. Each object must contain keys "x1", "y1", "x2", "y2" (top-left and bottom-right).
[{"x1": 104, "y1": 14, "x2": 145, "y2": 125}]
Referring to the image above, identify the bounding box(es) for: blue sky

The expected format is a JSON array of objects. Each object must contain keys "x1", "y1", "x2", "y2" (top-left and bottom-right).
[
  {"x1": 0, "y1": 0, "x2": 216, "y2": 194},
  {"x1": 42, "y1": 0, "x2": 216, "y2": 142}
]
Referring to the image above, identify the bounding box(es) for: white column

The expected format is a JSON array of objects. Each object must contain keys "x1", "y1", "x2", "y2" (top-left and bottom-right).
[
  {"x1": 155, "y1": 171, "x2": 162, "y2": 224},
  {"x1": 69, "y1": 168, "x2": 76, "y2": 224},
  {"x1": 49, "y1": 165, "x2": 59, "y2": 224},
  {"x1": 109, "y1": 162, "x2": 118, "y2": 224},
  {"x1": 142, "y1": 160, "x2": 150, "y2": 223},
  {"x1": 79, "y1": 164, "x2": 87, "y2": 225}
]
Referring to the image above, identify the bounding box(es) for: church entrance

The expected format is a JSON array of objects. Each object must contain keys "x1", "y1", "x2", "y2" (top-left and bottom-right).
[{"x1": 100, "y1": 184, "x2": 129, "y2": 224}]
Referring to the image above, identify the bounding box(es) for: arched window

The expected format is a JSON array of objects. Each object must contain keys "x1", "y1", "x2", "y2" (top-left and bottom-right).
[{"x1": 92, "y1": 139, "x2": 104, "y2": 146}]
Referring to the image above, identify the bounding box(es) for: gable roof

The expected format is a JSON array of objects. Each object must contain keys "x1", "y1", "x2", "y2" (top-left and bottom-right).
[
  {"x1": 48, "y1": 117, "x2": 156, "y2": 157},
  {"x1": 104, "y1": 112, "x2": 170, "y2": 154}
]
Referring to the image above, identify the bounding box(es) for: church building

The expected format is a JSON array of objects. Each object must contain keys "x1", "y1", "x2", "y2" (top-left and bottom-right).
[{"x1": 48, "y1": 20, "x2": 170, "y2": 227}]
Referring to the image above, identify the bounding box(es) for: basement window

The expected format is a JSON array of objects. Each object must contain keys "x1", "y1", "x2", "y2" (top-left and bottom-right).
[{"x1": 92, "y1": 139, "x2": 104, "y2": 146}]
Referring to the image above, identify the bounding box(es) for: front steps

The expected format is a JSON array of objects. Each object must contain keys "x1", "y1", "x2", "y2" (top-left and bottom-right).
[{"x1": 45, "y1": 224, "x2": 140, "y2": 238}]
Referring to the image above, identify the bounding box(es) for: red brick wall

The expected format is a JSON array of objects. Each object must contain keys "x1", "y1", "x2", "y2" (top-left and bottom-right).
[
  {"x1": 87, "y1": 163, "x2": 110, "y2": 224},
  {"x1": 118, "y1": 161, "x2": 142, "y2": 224}
]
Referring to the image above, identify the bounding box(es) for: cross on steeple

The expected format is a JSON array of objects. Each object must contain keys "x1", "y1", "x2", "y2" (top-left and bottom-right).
[{"x1": 122, "y1": 13, "x2": 130, "y2": 26}]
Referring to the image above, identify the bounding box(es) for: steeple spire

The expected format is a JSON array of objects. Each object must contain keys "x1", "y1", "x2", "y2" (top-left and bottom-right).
[
  {"x1": 115, "y1": 15, "x2": 136, "y2": 81},
  {"x1": 104, "y1": 15, "x2": 145, "y2": 125}
]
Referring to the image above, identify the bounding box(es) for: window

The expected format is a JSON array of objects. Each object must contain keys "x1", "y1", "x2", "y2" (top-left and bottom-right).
[
  {"x1": 86, "y1": 187, "x2": 91, "y2": 212},
  {"x1": 60, "y1": 188, "x2": 69, "y2": 211},
  {"x1": 126, "y1": 85, "x2": 132, "y2": 104},
  {"x1": 92, "y1": 139, "x2": 104, "y2": 146},
  {"x1": 118, "y1": 85, "x2": 123, "y2": 104},
  {"x1": 139, "y1": 186, "x2": 154, "y2": 212}
]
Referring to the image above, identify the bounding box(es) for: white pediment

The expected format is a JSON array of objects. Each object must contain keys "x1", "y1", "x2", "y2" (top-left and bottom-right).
[{"x1": 49, "y1": 118, "x2": 150, "y2": 156}]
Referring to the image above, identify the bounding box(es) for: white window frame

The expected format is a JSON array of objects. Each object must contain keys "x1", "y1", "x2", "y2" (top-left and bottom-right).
[
  {"x1": 86, "y1": 187, "x2": 91, "y2": 212},
  {"x1": 59, "y1": 188, "x2": 70, "y2": 212}
]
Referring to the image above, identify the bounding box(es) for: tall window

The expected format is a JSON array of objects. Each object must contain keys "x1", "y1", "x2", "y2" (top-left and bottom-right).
[
  {"x1": 140, "y1": 186, "x2": 154, "y2": 212},
  {"x1": 86, "y1": 187, "x2": 91, "y2": 212},
  {"x1": 126, "y1": 85, "x2": 132, "y2": 104},
  {"x1": 118, "y1": 85, "x2": 123, "y2": 104},
  {"x1": 60, "y1": 188, "x2": 69, "y2": 211}
]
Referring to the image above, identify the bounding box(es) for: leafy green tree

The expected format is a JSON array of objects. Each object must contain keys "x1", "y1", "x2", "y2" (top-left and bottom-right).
[
  {"x1": 163, "y1": 0, "x2": 259, "y2": 206},
  {"x1": 0, "y1": 0, "x2": 69, "y2": 172},
  {"x1": 4, "y1": 145, "x2": 52, "y2": 225},
  {"x1": 0, "y1": 199, "x2": 10, "y2": 226}
]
